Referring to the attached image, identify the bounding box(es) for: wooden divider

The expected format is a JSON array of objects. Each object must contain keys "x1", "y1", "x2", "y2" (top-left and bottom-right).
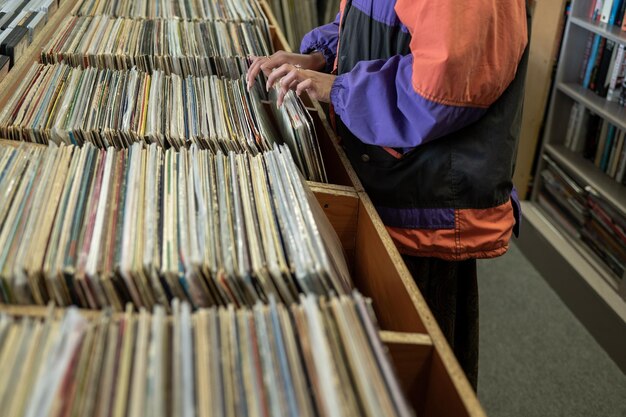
[{"x1": 380, "y1": 331, "x2": 433, "y2": 415}]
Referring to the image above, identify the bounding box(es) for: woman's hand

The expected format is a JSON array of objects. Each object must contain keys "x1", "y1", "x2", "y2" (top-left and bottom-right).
[
  {"x1": 264, "y1": 64, "x2": 336, "y2": 107},
  {"x1": 246, "y1": 50, "x2": 326, "y2": 89}
]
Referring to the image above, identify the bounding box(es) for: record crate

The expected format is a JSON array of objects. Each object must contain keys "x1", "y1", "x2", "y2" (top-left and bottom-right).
[{"x1": 0, "y1": 0, "x2": 487, "y2": 415}]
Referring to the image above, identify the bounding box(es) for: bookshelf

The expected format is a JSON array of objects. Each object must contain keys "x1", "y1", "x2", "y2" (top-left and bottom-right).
[{"x1": 519, "y1": 0, "x2": 626, "y2": 372}]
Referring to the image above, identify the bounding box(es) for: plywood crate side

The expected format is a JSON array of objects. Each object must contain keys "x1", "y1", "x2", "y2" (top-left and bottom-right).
[
  {"x1": 381, "y1": 331, "x2": 434, "y2": 415},
  {"x1": 422, "y1": 349, "x2": 487, "y2": 417},
  {"x1": 310, "y1": 183, "x2": 359, "y2": 271}
]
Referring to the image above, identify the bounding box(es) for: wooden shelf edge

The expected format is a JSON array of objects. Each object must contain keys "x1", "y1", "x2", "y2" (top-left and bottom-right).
[
  {"x1": 379, "y1": 330, "x2": 432, "y2": 346},
  {"x1": 557, "y1": 82, "x2": 626, "y2": 131},
  {"x1": 308, "y1": 181, "x2": 358, "y2": 197},
  {"x1": 570, "y1": 16, "x2": 626, "y2": 47}
]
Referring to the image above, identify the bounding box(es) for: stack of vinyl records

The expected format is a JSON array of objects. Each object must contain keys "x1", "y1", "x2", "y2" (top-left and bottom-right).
[
  {"x1": 539, "y1": 155, "x2": 626, "y2": 279},
  {"x1": 538, "y1": 155, "x2": 588, "y2": 238},
  {"x1": 41, "y1": 16, "x2": 272, "y2": 77},
  {"x1": 583, "y1": 191, "x2": 626, "y2": 278},
  {"x1": 0, "y1": 63, "x2": 327, "y2": 181},
  {"x1": 0, "y1": 0, "x2": 58, "y2": 74},
  {"x1": 0, "y1": 293, "x2": 413, "y2": 417},
  {"x1": 71, "y1": 0, "x2": 268, "y2": 21},
  {"x1": 0, "y1": 142, "x2": 348, "y2": 310}
]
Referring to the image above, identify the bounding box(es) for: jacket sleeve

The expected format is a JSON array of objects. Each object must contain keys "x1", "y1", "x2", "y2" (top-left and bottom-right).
[
  {"x1": 330, "y1": 0, "x2": 528, "y2": 149},
  {"x1": 300, "y1": 12, "x2": 341, "y2": 74}
]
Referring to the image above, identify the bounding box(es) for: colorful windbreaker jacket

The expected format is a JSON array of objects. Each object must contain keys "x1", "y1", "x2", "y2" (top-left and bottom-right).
[{"x1": 301, "y1": 0, "x2": 530, "y2": 261}]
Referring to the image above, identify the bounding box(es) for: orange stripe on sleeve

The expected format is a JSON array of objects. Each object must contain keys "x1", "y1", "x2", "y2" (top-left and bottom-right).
[{"x1": 394, "y1": 0, "x2": 528, "y2": 108}]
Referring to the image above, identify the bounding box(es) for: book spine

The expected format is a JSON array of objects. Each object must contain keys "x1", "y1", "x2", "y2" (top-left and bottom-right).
[
  {"x1": 594, "y1": 0, "x2": 605, "y2": 20},
  {"x1": 580, "y1": 33, "x2": 596, "y2": 82},
  {"x1": 607, "y1": 44, "x2": 626, "y2": 101},
  {"x1": 617, "y1": 0, "x2": 626, "y2": 25},
  {"x1": 609, "y1": 0, "x2": 623, "y2": 24},
  {"x1": 595, "y1": 119, "x2": 610, "y2": 166},
  {"x1": 584, "y1": 115, "x2": 602, "y2": 159},
  {"x1": 609, "y1": 130, "x2": 624, "y2": 176},
  {"x1": 601, "y1": 124, "x2": 616, "y2": 171},
  {"x1": 583, "y1": 35, "x2": 602, "y2": 89},
  {"x1": 621, "y1": 70, "x2": 626, "y2": 105},
  {"x1": 589, "y1": 37, "x2": 607, "y2": 91},
  {"x1": 565, "y1": 103, "x2": 580, "y2": 149},
  {"x1": 594, "y1": 40, "x2": 615, "y2": 95},
  {"x1": 589, "y1": 0, "x2": 599, "y2": 18},
  {"x1": 601, "y1": 0, "x2": 614, "y2": 22},
  {"x1": 615, "y1": 137, "x2": 626, "y2": 182},
  {"x1": 572, "y1": 107, "x2": 590, "y2": 153}
]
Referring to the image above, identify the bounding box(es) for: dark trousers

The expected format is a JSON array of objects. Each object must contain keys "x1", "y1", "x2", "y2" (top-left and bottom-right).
[{"x1": 401, "y1": 255, "x2": 479, "y2": 390}]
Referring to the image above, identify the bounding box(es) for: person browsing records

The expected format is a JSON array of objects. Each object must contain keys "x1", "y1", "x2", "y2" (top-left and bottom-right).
[{"x1": 246, "y1": 0, "x2": 530, "y2": 390}]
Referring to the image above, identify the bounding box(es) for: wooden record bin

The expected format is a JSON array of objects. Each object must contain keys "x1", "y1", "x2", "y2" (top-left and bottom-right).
[{"x1": 0, "y1": 0, "x2": 486, "y2": 416}]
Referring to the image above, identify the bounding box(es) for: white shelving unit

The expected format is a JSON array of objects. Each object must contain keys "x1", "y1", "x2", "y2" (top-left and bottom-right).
[{"x1": 518, "y1": 0, "x2": 626, "y2": 372}]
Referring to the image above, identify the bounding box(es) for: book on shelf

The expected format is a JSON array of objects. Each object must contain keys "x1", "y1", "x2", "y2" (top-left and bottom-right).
[
  {"x1": 595, "y1": 39, "x2": 616, "y2": 96},
  {"x1": 600, "y1": 0, "x2": 614, "y2": 23},
  {"x1": 591, "y1": 0, "x2": 605, "y2": 21},
  {"x1": 564, "y1": 103, "x2": 626, "y2": 183},
  {"x1": 583, "y1": 34, "x2": 603, "y2": 89},
  {"x1": 607, "y1": 43, "x2": 626, "y2": 102},
  {"x1": 609, "y1": 0, "x2": 623, "y2": 24},
  {"x1": 587, "y1": 0, "x2": 626, "y2": 27},
  {"x1": 584, "y1": 191, "x2": 626, "y2": 277},
  {"x1": 617, "y1": 0, "x2": 626, "y2": 26},
  {"x1": 580, "y1": 33, "x2": 596, "y2": 83},
  {"x1": 538, "y1": 155, "x2": 626, "y2": 279},
  {"x1": 578, "y1": 33, "x2": 626, "y2": 102},
  {"x1": 541, "y1": 156, "x2": 588, "y2": 225}
]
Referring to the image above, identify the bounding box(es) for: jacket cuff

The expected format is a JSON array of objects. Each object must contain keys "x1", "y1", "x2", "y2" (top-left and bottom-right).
[
  {"x1": 301, "y1": 43, "x2": 335, "y2": 74},
  {"x1": 330, "y1": 74, "x2": 347, "y2": 115}
]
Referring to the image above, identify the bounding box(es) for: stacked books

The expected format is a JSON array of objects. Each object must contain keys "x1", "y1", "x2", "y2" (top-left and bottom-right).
[
  {"x1": 583, "y1": 190, "x2": 626, "y2": 278},
  {"x1": 0, "y1": 142, "x2": 348, "y2": 310},
  {"x1": 539, "y1": 155, "x2": 625, "y2": 279},
  {"x1": 564, "y1": 103, "x2": 626, "y2": 183},
  {"x1": 0, "y1": 293, "x2": 414, "y2": 417},
  {"x1": 538, "y1": 156, "x2": 588, "y2": 238}
]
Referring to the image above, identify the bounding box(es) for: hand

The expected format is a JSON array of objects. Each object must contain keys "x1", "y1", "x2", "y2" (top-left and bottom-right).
[
  {"x1": 265, "y1": 64, "x2": 336, "y2": 107},
  {"x1": 246, "y1": 50, "x2": 326, "y2": 90}
]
